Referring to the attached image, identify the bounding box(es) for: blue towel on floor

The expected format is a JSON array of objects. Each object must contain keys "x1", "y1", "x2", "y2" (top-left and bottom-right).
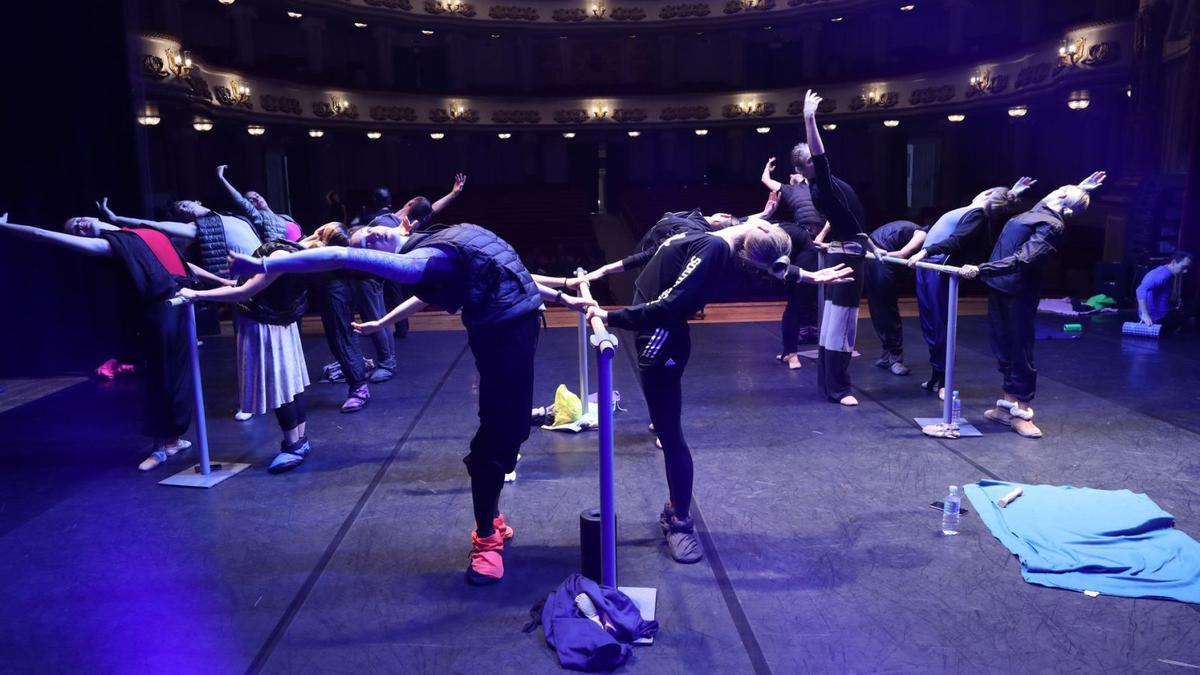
[{"x1": 964, "y1": 480, "x2": 1200, "y2": 603}]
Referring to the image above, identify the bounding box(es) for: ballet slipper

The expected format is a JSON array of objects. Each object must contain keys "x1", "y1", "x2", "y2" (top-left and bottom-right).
[{"x1": 839, "y1": 395, "x2": 859, "y2": 407}]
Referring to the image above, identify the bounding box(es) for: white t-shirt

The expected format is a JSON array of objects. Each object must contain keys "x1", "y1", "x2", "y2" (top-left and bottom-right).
[{"x1": 220, "y1": 215, "x2": 262, "y2": 255}]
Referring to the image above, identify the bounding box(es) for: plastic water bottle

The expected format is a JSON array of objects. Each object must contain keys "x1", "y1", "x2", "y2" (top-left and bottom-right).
[
  {"x1": 942, "y1": 485, "x2": 961, "y2": 535},
  {"x1": 951, "y1": 391, "x2": 962, "y2": 425}
]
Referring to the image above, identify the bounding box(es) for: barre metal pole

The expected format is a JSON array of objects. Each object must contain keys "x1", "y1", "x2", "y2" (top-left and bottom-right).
[
  {"x1": 184, "y1": 302, "x2": 212, "y2": 475},
  {"x1": 876, "y1": 254, "x2": 962, "y2": 275},
  {"x1": 816, "y1": 249, "x2": 826, "y2": 328},
  {"x1": 597, "y1": 342, "x2": 617, "y2": 587},
  {"x1": 575, "y1": 269, "x2": 591, "y2": 416},
  {"x1": 942, "y1": 274, "x2": 959, "y2": 426}
]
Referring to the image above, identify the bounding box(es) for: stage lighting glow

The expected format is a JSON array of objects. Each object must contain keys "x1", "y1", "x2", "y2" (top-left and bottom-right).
[
  {"x1": 308, "y1": 129, "x2": 325, "y2": 138},
  {"x1": 366, "y1": 131, "x2": 382, "y2": 140},
  {"x1": 821, "y1": 123, "x2": 837, "y2": 131},
  {"x1": 562, "y1": 132, "x2": 576, "y2": 139},
  {"x1": 883, "y1": 119, "x2": 900, "y2": 128},
  {"x1": 947, "y1": 114, "x2": 965, "y2": 123},
  {"x1": 694, "y1": 129, "x2": 708, "y2": 136},
  {"x1": 756, "y1": 127, "x2": 771, "y2": 134},
  {"x1": 246, "y1": 125, "x2": 266, "y2": 136},
  {"x1": 1007, "y1": 105, "x2": 1028, "y2": 117},
  {"x1": 498, "y1": 133, "x2": 512, "y2": 139},
  {"x1": 627, "y1": 131, "x2": 641, "y2": 137},
  {"x1": 192, "y1": 117, "x2": 213, "y2": 132},
  {"x1": 430, "y1": 132, "x2": 445, "y2": 140}
]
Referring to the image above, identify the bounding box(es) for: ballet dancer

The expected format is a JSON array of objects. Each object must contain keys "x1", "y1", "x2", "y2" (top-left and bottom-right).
[
  {"x1": 861, "y1": 220, "x2": 928, "y2": 375},
  {"x1": 0, "y1": 213, "x2": 229, "y2": 470},
  {"x1": 174, "y1": 223, "x2": 351, "y2": 473},
  {"x1": 586, "y1": 218, "x2": 853, "y2": 563},
  {"x1": 216, "y1": 164, "x2": 301, "y2": 241},
  {"x1": 905, "y1": 179, "x2": 1036, "y2": 397},
  {"x1": 226, "y1": 221, "x2": 593, "y2": 585},
  {"x1": 959, "y1": 172, "x2": 1106, "y2": 438}
]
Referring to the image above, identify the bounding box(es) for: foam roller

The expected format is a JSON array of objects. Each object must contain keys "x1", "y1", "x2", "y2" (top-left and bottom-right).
[{"x1": 1122, "y1": 321, "x2": 1161, "y2": 338}]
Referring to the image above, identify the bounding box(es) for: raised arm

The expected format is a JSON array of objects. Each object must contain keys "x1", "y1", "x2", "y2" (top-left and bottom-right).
[
  {"x1": 216, "y1": 165, "x2": 259, "y2": 221},
  {"x1": 97, "y1": 198, "x2": 197, "y2": 239},
  {"x1": 0, "y1": 215, "x2": 111, "y2": 256},
  {"x1": 761, "y1": 157, "x2": 783, "y2": 192},
  {"x1": 430, "y1": 173, "x2": 467, "y2": 215},
  {"x1": 229, "y1": 245, "x2": 454, "y2": 286},
  {"x1": 747, "y1": 191, "x2": 780, "y2": 221},
  {"x1": 803, "y1": 90, "x2": 826, "y2": 158}
]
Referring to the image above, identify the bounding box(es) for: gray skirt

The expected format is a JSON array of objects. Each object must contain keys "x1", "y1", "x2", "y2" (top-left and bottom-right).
[{"x1": 235, "y1": 313, "x2": 310, "y2": 414}]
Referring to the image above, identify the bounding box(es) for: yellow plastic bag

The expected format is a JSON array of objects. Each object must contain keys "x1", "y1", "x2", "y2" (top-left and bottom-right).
[{"x1": 552, "y1": 384, "x2": 583, "y2": 426}]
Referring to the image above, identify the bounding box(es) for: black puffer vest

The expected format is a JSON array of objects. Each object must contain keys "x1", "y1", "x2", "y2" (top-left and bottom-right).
[
  {"x1": 194, "y1": 212, "x2": 231, "y2": 277},
  {"x1": 400, "y1": 223, "x2": 542, "y2": 329},
  {"x1": 236, "y1": 240, "x2": 309, "y2": 325}
]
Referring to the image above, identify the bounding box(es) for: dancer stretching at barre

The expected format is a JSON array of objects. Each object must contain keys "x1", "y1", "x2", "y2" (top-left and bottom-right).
[
  {"x1": 174, "y1": 224, "x2": 351, "y2": 474},
  {"x1": 904, "y1": 179, "x2": 1036, "y2": 398},
  {"x1": 860, "y1": 220, "x2": 928, "y2": 376},
  {"x1": 796, "y1": 90, "x2": 870, "y2": 405},
  {"x1": 580, "y1": 194, "x2": 780, "y2": 282},
  {"x1": 959, "y1": 172, "x2": 1106, "y2": 438},
  {"x1": 763, "y1": 153, "x2": 830, "y2": 368},
  {"x1": 586, "y1": 218, "x2": 853, "y2": 564},
  {"x1": 0, "y1": 213, "x2": 230, "y2": 471},
  {"x1": 227, "y1": 221, "x2": 593, "y2": 585},
  {"x1": 216, "y1": 164, "x2": 302, "y2": 242}
]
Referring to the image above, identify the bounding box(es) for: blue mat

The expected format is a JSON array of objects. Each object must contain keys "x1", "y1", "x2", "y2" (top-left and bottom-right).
[{"x1": 965, "y1": 480, "x2": 1200, "y2": 603}]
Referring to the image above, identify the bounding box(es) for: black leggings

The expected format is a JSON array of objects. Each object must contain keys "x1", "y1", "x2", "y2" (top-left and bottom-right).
[
  {"x1": 637, "y1": 325, "x2": 694, "y2": 520},
  {"x1": 274, "y1": 393, "x2": 307, "y2": 432}
]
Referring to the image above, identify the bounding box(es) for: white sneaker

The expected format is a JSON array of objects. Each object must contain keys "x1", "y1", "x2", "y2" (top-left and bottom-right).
[
  {"x1": 234, "y1": 410, "x2": 253, "y2": 421},
  {"x1": 138, "y1": 449, "x2": 168, "y2": 472},
  {"x1": 504, "y1": 453, "x2": 522, "y2": 482},
  {"x1": 889, "y1": 361, "x2": 910, "y2": 376}
]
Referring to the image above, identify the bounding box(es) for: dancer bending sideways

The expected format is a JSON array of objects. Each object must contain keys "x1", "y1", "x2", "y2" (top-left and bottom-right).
[
  {"x1": 796, "y1": 90, "x2": 870, "y2": 405},
  {"x1": 861, "y1": 220, "x2": 928, "y2": 376},
  {"x1": 0, "y1": 213, "x2": 230, "y2": 471},
  {"x1": 174, "y1": 224, "x2": 351, "y2": 474},
  {"x1": 959, "y1": 172, "x2": 1106, "y2": 439},
  {"x1": 905, "y1": 179, "x2": 1036, "y2": 398},
  {"x1": 586, "y1": 218, "x2": 853, "y2": 564},
  {"x1": 216, "y1": 164, "x2": 301, "y2": 241},
  {"x1": 227, "y1": 221, "x2": 593, "y2": 585}
]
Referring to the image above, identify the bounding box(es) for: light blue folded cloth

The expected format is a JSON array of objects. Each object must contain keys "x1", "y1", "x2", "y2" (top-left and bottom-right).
[{"x1": 965, "y1": 480, "x2": 1200, "y2": 603}]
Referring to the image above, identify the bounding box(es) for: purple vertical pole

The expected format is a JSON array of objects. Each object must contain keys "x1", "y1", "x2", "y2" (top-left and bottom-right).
[
  {"x1": 185, "y1": 302, "x2": 212, "y2": 475},
  {"x1": 597, "y1": 343, "x2": 617, "y2": 588},
  {"x1": 942, "y1": 274, "x2": 959, "y2": 426}
]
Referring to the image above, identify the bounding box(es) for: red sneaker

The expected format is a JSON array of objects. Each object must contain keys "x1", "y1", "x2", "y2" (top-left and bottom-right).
[
  {"x1": 466, "y1": 530, "x2": 506, "y2": 585},
  {"x1": 494, "y1": 514, "x2": 515, "y2": 542},
  {"x1": 95, "y1": 358, "x2": 119, "y2": 380}
]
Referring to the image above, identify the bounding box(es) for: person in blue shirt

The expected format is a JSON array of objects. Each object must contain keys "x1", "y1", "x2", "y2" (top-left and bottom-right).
[
  {"x1": 1137, "y1": 251, "x2": 1193, "y2": 329},
  {"x1": 960, "y1": 172, "x2": 1106, "y2": 439}
]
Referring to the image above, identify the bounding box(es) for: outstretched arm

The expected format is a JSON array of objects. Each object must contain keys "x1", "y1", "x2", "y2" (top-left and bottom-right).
[
  {"x1": 536, "y1": 282, "x2": 596, "y2": 313},
  {"x1": 188, "y1": 262, "x2": 236, "y2": 287},
  {"x1": 761, "y1": 157, "x2": 783, "y2": 192},
  {"x1": 97, "y1": 198, "x2": 196, "y2": 239},
  {"x1": 430, "y1": 173, "x2": 467, "y2": 215},
  {"x1": 353, "y1": 297, "x2": 430, "y2": 335},
  {"x1": 177, "y1": 269, "x2": 277, "y2": 304},
  {"x1": 0, "y1": 216, "x2": 111, "y2": 256},
  {"x1": 890, "y1": 230, "x2": 927, "y2": 259},
  {"x1": 229, "y1": 245, "x2": 455, "y2": 286},
  {"x1": 747, "y1": 191, "x2": 780, "y2": 220},
  {"x1": 216, "y1": 165, "x2": 259, "y2": 220}
]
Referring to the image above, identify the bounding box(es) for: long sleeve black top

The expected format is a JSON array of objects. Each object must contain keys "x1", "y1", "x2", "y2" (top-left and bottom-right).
[
  {"x1": 977, "y1": 205, "x2": 1066, "y2": 296},
  {"x1": 808, "y1": 154, "x2": 867, "y2": 242},
  {"x1": 607, "y1": 233, "x2": 731, "y2": 331}
]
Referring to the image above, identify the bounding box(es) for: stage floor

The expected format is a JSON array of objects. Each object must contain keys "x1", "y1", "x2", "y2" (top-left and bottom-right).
[{"x1": 1, "y1": 312, "x2": 1198, "y2": 673}]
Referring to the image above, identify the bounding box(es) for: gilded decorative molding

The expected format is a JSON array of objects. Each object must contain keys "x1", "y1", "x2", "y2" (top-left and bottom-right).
[
  {"x1": 314, "y1": 101, "x2": 359, "y2": 119},
  {"x1": 722, "y1": 102, "x2": 775, "y2": 118},
  {"x1": 370, "y1": 105, "x2": 418, "y2": 121},
  {"x1": 214, "y1": 85, "x2": 253, "y2": 109},
  {"x1": 554, "y1": 109, "x2": 589, "y2": 124},
  {"x1": 183, "y1": 75, "x2": 213, "y2": 101},
  {"x1": 723, "y1": 0, "x2": 775, "y2": 15},
  {"x1": 1014, "y1": 62, "x2": 1052, "y2": 90},
  {"x1": 424, "y1": 0, "x2": 476, "y2": 16},
  {"x1": 262, "y1": 94, "x2": 302, "y2": 115},
  {"x1": 612, "y1": 108, "x2": 647, "y2": 123},
  {"x1": 1081, "y1": 41, "x2": 1120, "y2": 66},
  {"x1": 492, "y1": 109, "x2": 542, "y2": 123},
  {"x1": 143, "y1": 55, "x2": 168, "y2": 79},
  {"x1": 964, "y1": 74, "x2": 1009, "y2": 99},
  {"x1": 909, "y1": 85, "x2": 956, "y2": 106},
  {"x1": 364, "y1": 0, "x2": 413, "y2": 10},
  {"x1": 786, "y1": 0, "x2": 821, "y2": 6},
  {"x1": 552, "y1": 8, "x2": 588, "y2": 22},
  {"x1": 660, "y1": 105, "x2": 711, "y2": 121},
  {"x1": 848, "y1": 91, "x2": 898, "y2": 111},
  {"x1": 659, "y1": 4, "x2": 710, "y2": 19},
  {"x1": 609, "y1": 7, "x2": 646, "y2": 20},
  {"x1": 488, "y1": 5, "x2": 539, "y2": 20},
  {"x1": 430, "y1": 108, "x2": 480, "y2": 122}
]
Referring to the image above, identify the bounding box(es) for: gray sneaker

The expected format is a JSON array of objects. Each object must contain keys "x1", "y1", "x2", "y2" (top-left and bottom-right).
[
  {"x1": 665, "y1": 515, "x2": 703, "y2": 564},
  {"x1": 890, "y1": 361, "x2": 910, "y2": 376}
]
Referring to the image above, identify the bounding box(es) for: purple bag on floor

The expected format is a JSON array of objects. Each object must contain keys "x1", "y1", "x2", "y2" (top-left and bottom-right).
[{"x1": 539, "y1": 573, "x2": 658, "y2": 671}]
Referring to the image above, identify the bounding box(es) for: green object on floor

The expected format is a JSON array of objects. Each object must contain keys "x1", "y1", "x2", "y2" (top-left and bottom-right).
[
  {"x1": 1084, "y1": 294, "x2": 1116, "y2": 310},
  {"x1": 1063, "y1": 323, "x2": 1083, "y2": 333}
]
